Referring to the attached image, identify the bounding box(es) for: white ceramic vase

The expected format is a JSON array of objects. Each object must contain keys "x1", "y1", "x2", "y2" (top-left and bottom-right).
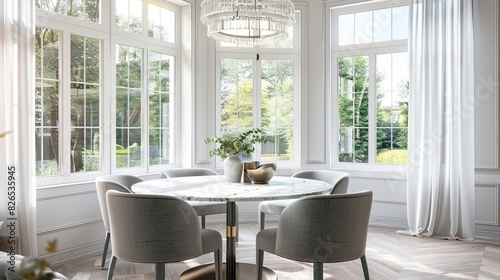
[{"x1": 224, "y1": 155, "x2": 243, "y2": 183}]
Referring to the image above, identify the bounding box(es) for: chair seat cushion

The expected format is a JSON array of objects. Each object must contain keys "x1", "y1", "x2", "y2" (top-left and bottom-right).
[
  {"x1": 189, "y1": 201, "x2": 227, "y2": 216},
  {"x1": 258, "y1": 199, "x2": 295, "y2": 216}
]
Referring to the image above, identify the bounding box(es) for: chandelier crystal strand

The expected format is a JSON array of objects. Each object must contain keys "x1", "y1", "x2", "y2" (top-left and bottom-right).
[{"x1": 200, "y1": 0, "x2": 295, "y2": 45}]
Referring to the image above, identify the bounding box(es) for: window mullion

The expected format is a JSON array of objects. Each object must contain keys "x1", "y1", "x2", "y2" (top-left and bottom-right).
[
  {"x1": 61, "y1": 30, "x2": 72, "y2": 176},
  {"x1": 368, "y1": 52, "x2": 377, "y2": 164},
  {"x1": 254, "y1": 56, "x2": 261, "y2": 128},
  {"x1": 143, "y1": 48, "x2": 149, "y2": 170},
  {"x1": 254, "y1": 57, "x2": 262, "y2": 159}
]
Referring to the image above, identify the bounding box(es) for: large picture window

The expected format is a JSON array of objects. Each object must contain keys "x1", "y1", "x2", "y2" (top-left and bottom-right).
[
  {"x1": 216, "y1": 10, "x2": 302, "y2": 166},
  {"x1": 35, "y1": 0, "x2": 184, "y2": 183},
  {"x1": 331, "y1": 1, "x2": 409, "y2": 166},
  {"x1": 330, "y1": 2, "x2": 409, "y2": 165}
]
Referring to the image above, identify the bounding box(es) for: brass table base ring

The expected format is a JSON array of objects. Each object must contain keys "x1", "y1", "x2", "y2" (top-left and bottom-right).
[{"x1": 180, "y1": 262, "x2": 277, "y2": 280}]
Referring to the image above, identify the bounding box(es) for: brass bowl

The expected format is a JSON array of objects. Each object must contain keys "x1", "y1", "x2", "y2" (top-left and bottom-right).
[{"x1": 246, "y1": 163, "x2": 277, "y2": 184}]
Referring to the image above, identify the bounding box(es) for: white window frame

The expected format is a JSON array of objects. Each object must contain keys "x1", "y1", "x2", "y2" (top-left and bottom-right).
[
  {"x1": 213, "y1": 8, "x2": 304, "y2": 169},
  {"x1": 35, "y1": 0, "x2": 186, "y2": 186},
  {"x1": 327, "y1": 0, "x2": 409, "y2": 171}
]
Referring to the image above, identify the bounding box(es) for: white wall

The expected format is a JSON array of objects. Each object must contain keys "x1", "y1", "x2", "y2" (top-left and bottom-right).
[
  {"x1": 36, "y1": 0, "x2": 500, "y2": 265},
  {"x1": 473, "y1": 0, "x2": 500, "y2": 242}
]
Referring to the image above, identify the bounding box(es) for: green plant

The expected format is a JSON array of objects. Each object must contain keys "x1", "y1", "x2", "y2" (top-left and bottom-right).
[
  {"x1": 20, "y1": 239, "x2": 58, "y2": 280},
  {"x1": 204, "y1": 128, "x2": 266, "y2": 160}
]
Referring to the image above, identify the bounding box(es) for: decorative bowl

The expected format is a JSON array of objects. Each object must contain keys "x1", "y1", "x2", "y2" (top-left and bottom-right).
[{"x1": 246, "y1": 163, "x2": 277, "y2": 184}]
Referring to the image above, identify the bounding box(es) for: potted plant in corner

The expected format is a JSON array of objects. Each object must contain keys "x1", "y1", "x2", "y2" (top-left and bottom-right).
[{"x1": 204, "y1": 128, "x2": 266, "y2": 183}]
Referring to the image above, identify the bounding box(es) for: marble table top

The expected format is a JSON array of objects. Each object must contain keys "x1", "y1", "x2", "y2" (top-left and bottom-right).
[{"x1": 132, "y1": 175, "x2": 332, "y2": 202}]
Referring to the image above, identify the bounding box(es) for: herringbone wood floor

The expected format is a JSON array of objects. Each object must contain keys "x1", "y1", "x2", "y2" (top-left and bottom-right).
[{"x1": 53, "y1": 220, "x2": 500, "y2": 279}]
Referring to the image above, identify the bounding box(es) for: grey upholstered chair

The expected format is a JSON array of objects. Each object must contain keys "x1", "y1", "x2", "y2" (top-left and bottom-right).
[
  {"x1": 258, "y1": 170, "x2": 350, "y2": 230},
  {"x1": 95, "y1": 175, "x2": 144, "y2": 268},
  {"x1": 256, "y1": 191, "x2": 373, "y2": 280},
  {"x1": 106, "y1": 191, "x2": 222, "y2": 280},
  {"x1": 160, "y1": 168, "x2": 238, "y2": 240}
]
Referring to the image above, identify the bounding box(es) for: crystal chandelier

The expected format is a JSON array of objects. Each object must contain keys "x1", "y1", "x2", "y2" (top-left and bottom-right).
[{"x1": 200, "y1": 0, "x2": 295, "y2": 45}]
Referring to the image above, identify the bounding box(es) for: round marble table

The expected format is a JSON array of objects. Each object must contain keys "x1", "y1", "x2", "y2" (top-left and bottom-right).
[{"x1": 132, "y1": 175, "x2": 331, "y2": 280}]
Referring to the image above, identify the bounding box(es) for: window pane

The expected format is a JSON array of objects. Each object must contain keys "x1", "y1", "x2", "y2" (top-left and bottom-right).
[
  {"x1": 392, "y1": 6, "x2": 409, "y2": 40},
  {"x1": 355, "y1": 11, "x2": 372, "y2": 44},
  {"x1": 338, "y1": 14, "x2": 354, "y2": 46},
  {"x1": 338, "y1": 56, "x2": 369, "y2": 163},
  {"x1": 373, "y1": 8, "x2": 391, "y2": 42},
  {"x1": 35, "y1": 128, "x2": 60, "y2": 176},
  {"x1": 376, "y1": 128, "x2": 408, "y2": 164},
  {"x1": 116, "y1": 129, "x2": 141, "y2": 168},
  {"x1": 220, "y1": 59, "x2": 254, "y2": 131},
  {"x1": 84, "y1": 128, "x2": 100, "y2": 171},
  {"x1": 35, "y1": 27, "x2": 60, "y2": 177},
  {"x1": 149, "y1": 51, "x2": 174, "y2": 165},
  {"x1": 339, "y1": 127, "x2": 369, "y2": 163},
  {"x1": 70, "y1": 35, "x2": 101, "y2": 173},
  {"x1": 37, "y1": 29, "x2": 59, "y2": 79},
  {"x1": 116, "y1": 45, "x2": 142, "y2": 168},
  {"x1": 376, "y1": 52, "x2": 408, "y2": 164},
  {"x1": 85, "y1": 38, "x2": 100, "y2": 84},
  {"x1": 335, "y1": 5, "x2": 407, "y2": 46},
  {"x1": 392, "y1": 52, "x2": 409, "y2": 90},
  {"x1": 260, "y1": 60, "x2": 294, "y2": 161},
  {"x1": 116, "y1": 0, "x2": 143, "y2": 34},
  {"x1": 36, "y1": 0, "x2": 100, "y2": 22},
  {"x1": 148, "y1": 4, "x2": 175, "y2": 42}
]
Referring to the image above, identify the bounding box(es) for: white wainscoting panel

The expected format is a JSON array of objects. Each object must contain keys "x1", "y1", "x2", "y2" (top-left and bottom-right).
[{"x1": 475, "y1": 184, "x2": 499, "y2": 226}]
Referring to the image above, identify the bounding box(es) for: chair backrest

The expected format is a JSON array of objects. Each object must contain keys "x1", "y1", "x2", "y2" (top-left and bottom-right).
[
  {"x1": 160, "y1": 168, "x2": 218, "y2": 179},
  {"x1": 291, "y1": 170, "x2": 349, "y2": 194},
  {"x1": 106, "y1": 191, "x2": 203, "y2": 263},
  {"x1": 275, "y1": 191, "x2": 373, "y2": 263},
  {"x1": 95, "y1": 175, "x2": 144, "y2": 231}
]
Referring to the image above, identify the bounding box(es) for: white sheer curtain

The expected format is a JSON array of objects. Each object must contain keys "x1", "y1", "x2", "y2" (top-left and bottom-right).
[
  {"x1": 399, "y1": 0, "x2": 475, "y2": 240},
  {"x1": 0, "y1": 0, "x2": 37, "y2": 256}
]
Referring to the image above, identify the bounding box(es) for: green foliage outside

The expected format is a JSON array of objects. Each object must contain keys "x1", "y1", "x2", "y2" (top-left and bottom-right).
[
  {"x1": 376, "y1": 149, "x2": 408, "y2": 164},
  {"x1": 219, "y1": 59, "x2": 295, "y2": 160},
  {"x1": 338, "y1": 56, "x2": 409, "y2": 164},
  {"x1": 35, "y1": 3, "x2": 175, "y2": 176}
]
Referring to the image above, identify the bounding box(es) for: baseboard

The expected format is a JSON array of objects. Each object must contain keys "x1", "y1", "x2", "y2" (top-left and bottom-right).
[
  {"x1": 369, "y1": 215, "x2": 408, "y2": 230},
  {"x1": 474, "y1": 229, "x2": 500, "y2": 243},
  {"x1": 369, "y1": 216, "x2": 500, "y2": 243}
]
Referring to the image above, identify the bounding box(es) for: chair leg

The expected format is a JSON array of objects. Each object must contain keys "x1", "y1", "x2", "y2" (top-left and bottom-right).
[
  {"x1": 107, "y1": 255, "x2": 117, "y2": 280},
  {"x1": 259, "y1": 212, "x2": 266, "y2": 230},
  {"x1": 214, "y1": 249, "x2": 222, "y2": 280},
  {"x1": 155, "y1": 263, "x2": 165, "y2": 280},
  {"x1": 201, "y1": 215, "x2": 206, "y2": 228},
  {"x1": 313, "y1": 263, "x2": 323, "y2": 280},
  {"x1": 101, "y1": 231, "x2": 110, "y2": 268},
  {"x1": 360, "y1": 255, "x2": 370, "y2": 280},
  {"x1": 256, "y1": 248, "x2": 264, "y2": 280}
]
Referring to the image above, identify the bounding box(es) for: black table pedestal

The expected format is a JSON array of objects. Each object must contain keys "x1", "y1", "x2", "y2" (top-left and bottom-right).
[{"x1": 181, "y1": 202, "x2": 276, "y2": 280}]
